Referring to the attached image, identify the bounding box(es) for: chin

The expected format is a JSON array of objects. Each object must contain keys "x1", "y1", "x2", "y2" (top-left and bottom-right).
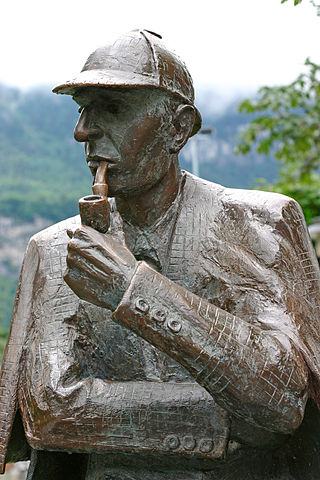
[
  {"x1": 109, "y1": 181, "x2": 155, "y2": 199},
  {"x1": 107, "y1": 182, "x2": 131, "y2": 198},
  {"x1": 106, "y1": 173, "x2": 144, "y2": 195}
]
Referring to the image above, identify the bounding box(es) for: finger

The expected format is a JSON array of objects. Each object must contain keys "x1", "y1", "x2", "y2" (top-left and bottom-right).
[
  {"x1": 67, "y1": 225, "x2": 98, "y2": 241},
  {"x1": 66, "y1": 249, "x2": 114, "y2": 282},
  {"x1": 67, "y1": 238, "x2": 113, "y2": 271},
  {"x1": 64, "y1": 268, "x2": 94, "y2": 302},
  {"x1": 67, "y1": 229, "x2": 75, "y2": 239},
  {"x1": 64, "y1": 267, "x2": 112, "y2": 308},
  {"x1": 67, "y1": 231, "x2": 118, "y2": 266},
  {"x1": 71, "y1": 225, "x2": 120, "y2": 252}
]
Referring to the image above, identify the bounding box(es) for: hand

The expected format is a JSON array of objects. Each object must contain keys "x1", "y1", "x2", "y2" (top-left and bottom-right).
[{"x1": 64, "y1": 225, "x2": 138, "y2": 310}]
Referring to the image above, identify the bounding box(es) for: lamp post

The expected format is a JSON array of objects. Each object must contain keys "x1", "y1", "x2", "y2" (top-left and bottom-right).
[{"x1": 189, "y1": 127, "x2": 214, "y2": 177}]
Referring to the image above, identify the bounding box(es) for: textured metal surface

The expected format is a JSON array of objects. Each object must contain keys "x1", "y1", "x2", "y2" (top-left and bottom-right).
[
  {"x1": 16, "y1": 207, "x2": 228, "y2": 459},
  {"x1": 1, "y1": 174, "x2": 320, "y2": 477},
  {"x1": 0, "y1": 242, "x2": 39, "y2": 473},
  {"x1": 53, "y1": 29, "x2": 201, "y2": 136}
]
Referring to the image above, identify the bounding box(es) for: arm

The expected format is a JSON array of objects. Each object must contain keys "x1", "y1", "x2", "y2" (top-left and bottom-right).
[
  {"x1": 64, "y1": 215, "x2": 311, "y2": 436},
  {"x1": 112, "y1": 261, "x2": 308, "y2": 435},
  {"x1": 18, "y1": 231, "x2": 228, "y2": 458},
  {"x1": 0, "y1": 240, "x2": 39, "y2": 471}
]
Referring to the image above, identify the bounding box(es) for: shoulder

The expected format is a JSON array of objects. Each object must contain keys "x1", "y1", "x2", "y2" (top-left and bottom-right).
[
  {"x1": 184, "y1": 172, "x2": 301, "y2": 225},
  {"x1": 183, "y1": 171, "x2": 224, "y2": 200},
  {"x1": 223, "y1": 187, "x2": 303, "y2": 228},
  {"x1": 223, "y1": 186, "x2": 291, "y2": 208},
  {"x1": 30, "y1": 215, "x2": 80, "y2": 247}
]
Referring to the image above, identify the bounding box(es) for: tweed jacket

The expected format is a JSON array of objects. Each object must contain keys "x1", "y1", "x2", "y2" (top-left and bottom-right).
[{"x1": 0, "y1": 173, "x2": 320, "y2": 478}]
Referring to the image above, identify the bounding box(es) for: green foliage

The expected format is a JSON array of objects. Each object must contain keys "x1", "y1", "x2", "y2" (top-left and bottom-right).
[
  {"x1": 0, "y1": 275, "x2": 17, "y2": 330},
  {"x1": 255, "y1": 175, "x2": 320, "y2": 225},
  {"x1": 235, "y1": 58, "x2": 320, "y2": 224},
  {"x1": 281, "y1": 0, "x2": 304, "y2": 5},
  {"x1": 0, "y1": 274, "x2": 14, "y2": 359},
  {"x1": 0, "y1": 326, "x2": 9, "y2": 363},
  {"x1": 0, "y1": 86, "x2": 91, "y2": 223}
]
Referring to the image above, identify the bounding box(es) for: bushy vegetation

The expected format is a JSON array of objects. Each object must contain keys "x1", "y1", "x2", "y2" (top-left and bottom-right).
[{"x1": 235, "y1": 1, "x2": 320, "y2": 225}]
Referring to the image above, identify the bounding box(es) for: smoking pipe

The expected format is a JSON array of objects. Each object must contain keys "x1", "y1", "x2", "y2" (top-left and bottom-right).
[{"x1": 79, "y1": 161, "x2": 111, "y2": 233}]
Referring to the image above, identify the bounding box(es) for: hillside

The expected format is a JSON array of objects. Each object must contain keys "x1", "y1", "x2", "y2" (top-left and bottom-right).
[
  {"x1": 0, "y1": 84, "x2": 277, "y2": 329},
  {"x1": 0, "y1": 84, "x2": 91, "y2": 222}
]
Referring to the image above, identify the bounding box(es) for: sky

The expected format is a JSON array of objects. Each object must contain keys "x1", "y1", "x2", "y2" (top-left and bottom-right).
[{"x1": 1, "y1": 0, "x2": 319, "y2": 98}]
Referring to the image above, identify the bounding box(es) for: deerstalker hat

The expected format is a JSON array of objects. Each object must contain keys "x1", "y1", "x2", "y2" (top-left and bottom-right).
[{"x1": 53, "y1": 29, "x2": 201, "y2": 136}]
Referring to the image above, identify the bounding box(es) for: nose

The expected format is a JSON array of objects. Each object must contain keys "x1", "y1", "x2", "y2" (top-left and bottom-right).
[{"x1": 74, "y1": 110, "x2": 103, "y2": 142}]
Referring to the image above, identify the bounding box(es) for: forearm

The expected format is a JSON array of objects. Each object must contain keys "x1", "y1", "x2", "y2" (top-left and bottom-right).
[
  {"x1": 19, "y1": 379, "x2": 228, "y2": 458},
  {"x1": 113, "y1": 262, "x2": 309, "y2": 434}
]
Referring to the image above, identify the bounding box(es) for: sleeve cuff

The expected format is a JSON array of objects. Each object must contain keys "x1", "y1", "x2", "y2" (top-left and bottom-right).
[{"x1": 112, "y1": 261, "x2": 204, "y2": 370}]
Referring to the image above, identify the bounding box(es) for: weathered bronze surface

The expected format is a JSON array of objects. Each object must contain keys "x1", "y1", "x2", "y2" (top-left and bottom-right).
[{"x1": 1, "y1": 29, "x2": 320, "y2": 479}]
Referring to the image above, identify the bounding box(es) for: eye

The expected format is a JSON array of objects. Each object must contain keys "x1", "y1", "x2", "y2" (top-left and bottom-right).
[{"x1": 78, "y1": 106, "x2": 84, "y2": 114}]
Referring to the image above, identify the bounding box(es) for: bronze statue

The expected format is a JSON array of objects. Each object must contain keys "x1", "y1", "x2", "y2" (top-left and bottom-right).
[{"x1": 0, "y1": 29, "x2": 320, "y2": 479}]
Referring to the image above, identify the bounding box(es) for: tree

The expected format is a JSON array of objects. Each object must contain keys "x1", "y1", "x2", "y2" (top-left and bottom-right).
[{"x1": 235, "y1": 2, "x2": 320, "y2": 224}]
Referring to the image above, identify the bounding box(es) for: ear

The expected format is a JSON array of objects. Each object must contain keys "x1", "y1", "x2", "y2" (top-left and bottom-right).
[{"x1": 170, "y1": 105, "x2": 196, "y2": 153}]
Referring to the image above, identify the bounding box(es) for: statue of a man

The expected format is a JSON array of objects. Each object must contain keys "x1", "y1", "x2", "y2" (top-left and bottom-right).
[{"x1": 1, "y1": 29, "x2": 320, "y2": 479}]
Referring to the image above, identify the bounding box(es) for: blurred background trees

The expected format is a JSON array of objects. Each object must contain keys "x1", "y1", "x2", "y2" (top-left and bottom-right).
[{"x1": 236, "y1": 0, "x2": 320, "y2": 224}]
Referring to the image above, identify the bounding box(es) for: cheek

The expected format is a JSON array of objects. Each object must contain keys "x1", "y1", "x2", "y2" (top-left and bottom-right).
[{"x1": 121, "y1": 116, "x2": 168, "y2": 167}]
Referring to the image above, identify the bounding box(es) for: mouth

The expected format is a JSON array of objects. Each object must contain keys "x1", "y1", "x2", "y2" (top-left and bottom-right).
[{"x1": 87, "y1": 155, "x2": 119, "y2": 176}]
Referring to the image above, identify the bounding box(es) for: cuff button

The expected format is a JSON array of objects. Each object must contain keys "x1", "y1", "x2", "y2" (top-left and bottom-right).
[
  {"x1": 164, "y1": 435, "x2": 180, "y2": 450},
  {"x1": 199, "y1": 438, "x2": 214, "y2": 453},
  {"x1": 135, "y1": 298, "x2": 149, "y2": 313},
  {"x1": 151, "y1": 309, "x2": 166, "y2": 322},
  {"x1": 182, "y1": 435, "x2": 196, "y2": 451},
  {"x1": 168, "y1": 318, "x2": 182, "y2": 333}
]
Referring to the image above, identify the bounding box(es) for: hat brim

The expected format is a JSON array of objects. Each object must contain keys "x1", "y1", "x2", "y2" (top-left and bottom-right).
[
  {"x1": 53, "y1": 69, "x2": 202, "y2": 136},
  {"x1": 52, "y1": 69, "x2": 159, "y2": 95}
]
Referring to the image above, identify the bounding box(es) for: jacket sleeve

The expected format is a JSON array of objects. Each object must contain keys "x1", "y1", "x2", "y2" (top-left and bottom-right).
[
  {"x1": 112, "y1": 197, "x2": 317, "y2": 436},
  {"x1": 113, "y1": 262, "x2": 308, "y2": 435},
  {"x1": 0, "y1": 239, "x2": 39, "y2": 473}
]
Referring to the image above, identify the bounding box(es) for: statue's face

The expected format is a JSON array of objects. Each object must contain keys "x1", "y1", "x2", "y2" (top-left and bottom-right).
[{"x1": 73, "y1": 87, "x2": 176, "y2": 197}]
